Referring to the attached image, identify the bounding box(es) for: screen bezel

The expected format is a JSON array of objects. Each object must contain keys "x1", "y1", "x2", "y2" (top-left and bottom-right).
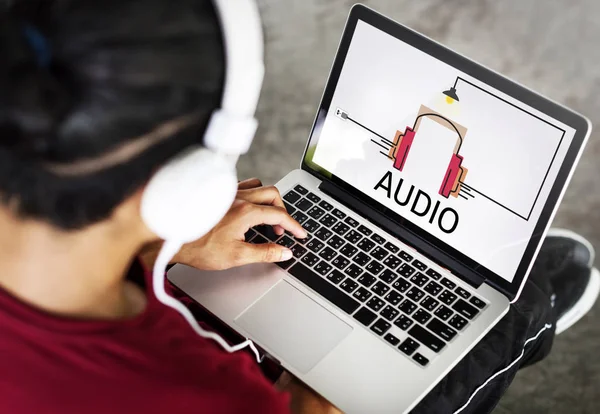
[{"x1": 301, "y1": 4, "x2": 590, "y2": 300}]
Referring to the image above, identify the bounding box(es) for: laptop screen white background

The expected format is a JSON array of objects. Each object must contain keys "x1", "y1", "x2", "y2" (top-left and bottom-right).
[{"x1": 311, "y1": 20, "x2": 576, "y2": 283}]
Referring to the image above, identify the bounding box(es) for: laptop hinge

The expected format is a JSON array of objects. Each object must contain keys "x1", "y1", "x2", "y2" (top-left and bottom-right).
[{"x1": 319, "y1": 180, "x2": 484, "y2": 289}]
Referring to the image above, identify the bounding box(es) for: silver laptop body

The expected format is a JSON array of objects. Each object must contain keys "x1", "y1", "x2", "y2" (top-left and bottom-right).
[{"x1": 169, "y1": 5, "x2": 591, "y2": 413}]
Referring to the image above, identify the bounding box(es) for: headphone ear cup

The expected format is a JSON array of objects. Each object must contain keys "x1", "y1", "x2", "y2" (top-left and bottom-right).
[{"x1": 141, "y1": 147, "x2": 238, "y2": 243}]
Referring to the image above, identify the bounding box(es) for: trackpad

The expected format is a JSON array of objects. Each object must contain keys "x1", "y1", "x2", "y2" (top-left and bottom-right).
[{"x1": 235, "y1": 281, "x2": 352, "y2": 374}]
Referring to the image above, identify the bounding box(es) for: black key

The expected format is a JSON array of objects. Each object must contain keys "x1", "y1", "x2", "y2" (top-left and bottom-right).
[
  {"x1": 276, "y1": 258, "x2": 295, "y2": 270},
  {"x1": 295, "y1": 198, "x2": 313, "y2": 212},
  {"x1": 294, "y1": 185, "x2": 308, "y2": 195},
  {"x1": 440, "y1": 277, "x2": 457, "y2": 290},
  {"x1": 394, "y1": 315, "x2": 414, "y2": 331},
  {"x1": 399, "y1": 299, "x2": 417, "y2": 315},
  {"x1": 398, "y1": 341, "x2": 418, "y2": 355},
  {"x1": 366, "y1": 297, "x2": 385, "y2": 312},
  {"x1": 384, "y1": 333, "x2": 400, "y2": 346},
  {"x1": 340, "y1": 278, "x2": 359, "y2": 293},
  {"x1": 326, "y1": 270, "x2": 346, "y2": 285},
  {"x1": 434, "y1": 305, "x2": 453, "y2": 321},
  {"x1": 332, "y1": 208, "x2": 346, "y2": 220},
  {"x1": 403, "y1": 338, "x2": 420, "y2": 351},
  {"x1": 406, "y1": 287, "x2": 425, "y2": 303},
  {"x1": 344, "y1": 216, "x2": 359, "y2": 228},
  {"x1": 413, "y1": 309, "x2": 432, "y2": 325},
  {"x1": 357, "y1": 225, "x2": 372, "y2": 236},
  {"x1": 252, "y1": 234, "x2": 268, "y2": 244},
  {"x1": 283, "y1": 190, "x2": 302, "y2": 204},
  {"x1": 409, "y1": 325, "x2": 445, "y2": 353},
  {"x1": 384, "y1": 242, "x2": 399, "y2": 254},
  {"x1": 449, "y1": 314, "x2": 469, "y2": 331},
  {"x1": 399, "y1": 250, "x2": 413, "y2": 262},
  {"x1": 244, "y1": 229, "x2": 257, "y2": 242},
  {"x1": 315, "y1": 261, "x2": 333, "y2": 276},
  {"x1": 370, "y1": 318, "x2": 391, "y2": 336},
  {"x1": 354, "y1": 307, "x2": 377, "y2": 326},
  {"x1": 424, "y1": 281, "x2": 443, "y2": 296},
  {"x1": 365, "y1": 260, "x2": 384, "y2": 276},
  {"x1": 412, "y1": 259, "x2": 427, "y2": 271},
  {"x1": 291, "y1": 211, "x2": 308, "y2": 225},
  {"x1": 428, "y1": 318, "x2": 457, "y2": 341},
  {"x1": 384, "y1": 290, "x2": 403, "y2": 306},
  {"x1": 426, "y1": 268, "x2": 442, "y2": 280},
  {"x1": 327, "y1": 235, "x2": 345, "y2": 249},
  {"x1": 256, "y1": 225, "x2": 280, "y2": 241},
  {"x1": 283, "y1": 202, "x2": 296, "y2": 215},
  {"x1": 370, "y1": 233, "x2": 386, "y2": 245},
  {"x1": 370, "y1": 246, "x2": 389, "y2": 261},
  {"x1": 315, "y1": 228, "x2": 333, "y2": 241},
  {"x1": 294, "y1": 233, "x2": 311, "y2": 245},
  {"x1": 301, "y1": 252, "x2": 319, "y2": 267},
  {"x1": 412, "y1": 353, "x2": 429, "y2": 366},
  {"x1": 306, "y1": 239, "x2": 324, "y2": 253},
  {"x1": 344, "y1": 263, "x2": 363, "y2": 278},
  {"x1": 302, "y1": 219, "x2": 319, "y2": 233},
  {"x1": 306, "y1": 192, "x2": 321, "y2": 204},
  {"x1": 353, "y1": 252, "x2": 371, "y2": 266},
  {"x1": 380, "y1": 305, "x2": 400, "y2": 321},
  {"x1": 319, "y1": 200, "x2": 334, "y2": 211},
  {"x1": 455, "y1": 287, "x2": 471, "y2": 299},
  {"x1": 276, "y1": 236, "x2": 295, "y2": 248},
  {"x1": 288, "y1": 263, "x2": 360, "y2": 314},
  {"x1": 371, "y1": 281, "x2": 390, "y2": 296},
  {"x1": 358, "y1": 274, "x2": 376, "y2": 288},
  {"x1": 383, "y1": 255, "x2": 402, "y2": 270},
  {"x1": 439, "y1": 290, "x2": 458, "y2": 306},
  {"x1": 379, "y1": 269, "x2": 398, "y2": 284},
  {"x1": 291, "y1": 244, "x2": 307, "y2": 259},
  {"x1": 469, "y1": 296, "x2": 486, "y2": 309},
  {"x1": 410, "y1": 272, "x2": 429, "y2": 287},
  {"x1": 319, "y1": 214, "x2": 337, "y2": 227},
  {"x1": 344, "y1": 229, "x2": 363, "y2": 244},
  {"x1": 332, "y1": 222, "x2": 350, "y2": 236},
  {"x1": 332, "y1": 255, "x2": 350, "y2": 270},
  {"x1": 307, "y1": 206, "x2": 326, "y2": 220},
  {"x1": 392, "y1": 279, "x2": 411, "y2": 293},
  {"x1": 421, "y1": 296, "x2": 439, "y2": 312},
  {"x1": 453, "y1": 299, "x2": 479, "y2": 319},
  {"x1": 340, "y1": 243, "x2": 358, "y2": 258},
  {"x1": 358, "y1": 238, "x2": 376, "y2": 252},
  {"x1": 398, "y1": 263, "x2": 416, "y2": 278},
  {"x1": 353, "y1": 286, "x2": 372, "y2": 302}
]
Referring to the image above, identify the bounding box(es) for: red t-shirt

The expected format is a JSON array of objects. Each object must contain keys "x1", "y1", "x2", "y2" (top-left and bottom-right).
[{"x1": 0, "y1": 262, "x2": 290, "y2": 414}]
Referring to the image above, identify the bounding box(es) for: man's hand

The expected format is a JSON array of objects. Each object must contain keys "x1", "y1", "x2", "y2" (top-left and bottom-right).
[{"x1": 139, "y1": 178, "x2": 307, "y2": 271}]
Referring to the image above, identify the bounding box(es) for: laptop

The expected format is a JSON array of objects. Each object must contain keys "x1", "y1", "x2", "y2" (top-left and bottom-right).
[{"x1": 168, "y1": 5, "x2": 591, "y2": 413}]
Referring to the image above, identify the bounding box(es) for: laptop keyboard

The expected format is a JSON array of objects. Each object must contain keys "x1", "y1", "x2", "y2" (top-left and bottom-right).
[{"x1": 246, "y1": 184, "x2": 488, "y2": 368}]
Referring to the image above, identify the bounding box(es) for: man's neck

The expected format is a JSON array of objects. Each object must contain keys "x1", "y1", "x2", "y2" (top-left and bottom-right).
[{"x1": 0, "y1": 209, "x2": 147, "y2": 320}]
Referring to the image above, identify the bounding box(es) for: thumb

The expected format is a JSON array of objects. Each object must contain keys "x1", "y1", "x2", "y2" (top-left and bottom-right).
[{"x1": 237, "y1": 242, "x2": 294, "y2": 265}]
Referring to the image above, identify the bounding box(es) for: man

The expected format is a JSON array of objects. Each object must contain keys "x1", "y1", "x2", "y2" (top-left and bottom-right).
[{"x1": 0, "y1": 1, "x2": 597, "y2": 413}]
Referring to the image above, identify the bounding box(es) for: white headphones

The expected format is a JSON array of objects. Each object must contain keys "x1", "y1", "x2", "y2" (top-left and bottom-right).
[{"x1": 140, "y1": 0, "x2": 266, "y2": 362}]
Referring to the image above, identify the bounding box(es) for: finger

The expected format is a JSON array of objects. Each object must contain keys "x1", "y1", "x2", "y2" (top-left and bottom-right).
[
  {"x1": 241, "y1": 203, "x2": 306, "y2": 238},
  {"x1": 238, "y1": 178, "x2": 263, "y2": 190},
  {"x1": 236, "y1": 242, "x2": 293, "y2": 265},
  {"x1": 238, "y1": 185, "x2": 286, "y2": 209}
]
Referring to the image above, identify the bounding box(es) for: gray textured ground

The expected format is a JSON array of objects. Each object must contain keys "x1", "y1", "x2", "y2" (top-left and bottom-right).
[{"x1": 238, "y1": 1, "x2": 600, "y2": 412}]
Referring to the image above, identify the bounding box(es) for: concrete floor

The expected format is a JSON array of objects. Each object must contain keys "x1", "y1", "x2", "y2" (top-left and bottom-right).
[{"x1": 238, "y1": 1, "x2": 600, "y2": 412}]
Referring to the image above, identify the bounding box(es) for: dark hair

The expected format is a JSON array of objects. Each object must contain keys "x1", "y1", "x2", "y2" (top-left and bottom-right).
[{"x1": 0, "y1": 0, "x2": 225, "y2": 229}]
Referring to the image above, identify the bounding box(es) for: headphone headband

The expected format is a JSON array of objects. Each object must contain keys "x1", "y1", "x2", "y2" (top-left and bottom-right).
[{"x1": 204, "y1": 0, "x2": 265, "y2": 155}]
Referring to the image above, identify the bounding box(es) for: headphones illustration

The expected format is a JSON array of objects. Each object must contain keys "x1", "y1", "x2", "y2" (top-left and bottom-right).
[
  {"x1": 141, "y1": 0, "x2": 266, "y2": 363},
  {"x1": 390, "y1": 108, "x2": 468, "y2": 198}
]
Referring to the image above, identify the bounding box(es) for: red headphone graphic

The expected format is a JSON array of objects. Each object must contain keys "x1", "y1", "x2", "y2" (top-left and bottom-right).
[{"x1": 389, "y1": 108, "x2": 468, "y2": 198}]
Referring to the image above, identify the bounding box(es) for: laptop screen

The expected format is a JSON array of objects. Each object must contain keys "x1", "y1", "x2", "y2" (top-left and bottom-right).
[{"x1": 304, "y1": 19, "x2": 577, "y2": 284}]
